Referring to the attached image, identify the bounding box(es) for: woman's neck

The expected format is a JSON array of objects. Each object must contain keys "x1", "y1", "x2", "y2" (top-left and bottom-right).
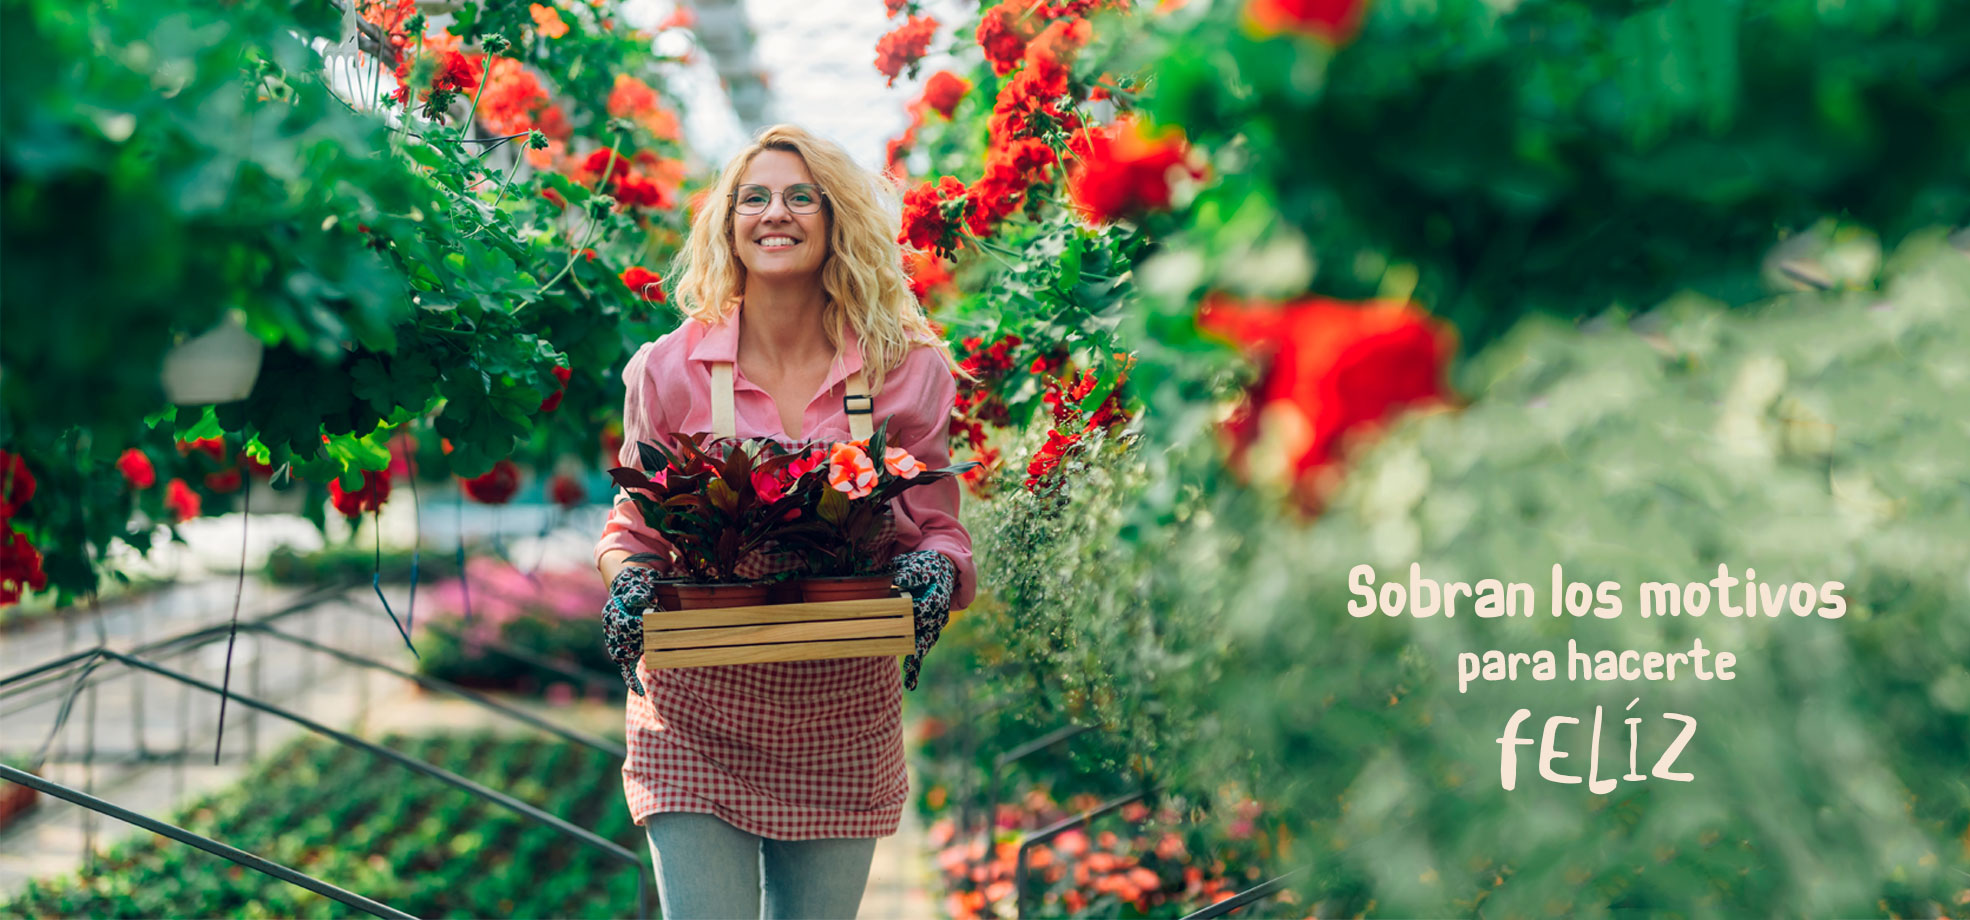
[{"x1": 737, "y1": 278, "x2": 833, "y2": 366}]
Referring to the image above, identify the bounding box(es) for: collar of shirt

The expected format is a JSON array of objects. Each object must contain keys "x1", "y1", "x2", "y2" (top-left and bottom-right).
[{"x1": 686, "y1": 299, "x2": 867, "y2": 401}]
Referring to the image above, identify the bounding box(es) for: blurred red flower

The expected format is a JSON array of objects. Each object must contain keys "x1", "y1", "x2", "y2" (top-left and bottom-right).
[
  {"x1": 875, "y1": 15, "x2": 940, "y2": 86},
  {"x1": 204, "y1": 468, "x2": 242, "y2": 494},
  {"x1": 1066, "y1": 116, "x2": 1204, "y2": 224},
  {"x1": 461, "y1": 460, "x2": 522, "y2": 505},
  {"x1": 1198, "y1": 295, "x2": 1453, "y2": 503},
  {"x1": 329, "y1": 470, "x2": 391, "y2": 519},
  {"x1": 1245, "y1": 0, "x2": 1367, "y2": 43},
  {"x1": 116, "y1": 449, "x2": 157, "y2": 490},
  {"x1": 620, "y1": 266, "x2": 666, "y2": 302},
  {"x1": 539, "y1": 365, "x2": 574, "y2": 413},
  {"x1": 0, "y1": 452, "x2": 36, "y2": 521},
  {"x1": 164, "y1": 478, "x2": 201, "y2": 523},
  {"x1": 903, "y1": 250, "x2": 956, "y2": 305},
  {"x1": 922, "y1": 71, "x2": 971, "y2": 118},
  {"x1": 0, "y1": 525, "x2": 48, "y2": 604},
  {"x1": 548, "y1": 473, "x2": 586, "y2": 509}
]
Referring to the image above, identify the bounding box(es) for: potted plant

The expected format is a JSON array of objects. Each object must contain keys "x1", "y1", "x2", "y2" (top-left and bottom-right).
[
  {"x1": 786, "y1": 422, "x2": 976, "y2": 602},
  {"x1": 608, "y1": 434, "x2": 827, "y2": 609}
]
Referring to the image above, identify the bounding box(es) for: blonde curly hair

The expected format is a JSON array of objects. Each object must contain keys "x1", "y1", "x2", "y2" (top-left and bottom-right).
[{"x1": 668, "y1": 124, "x2": 957, "y2": 394}]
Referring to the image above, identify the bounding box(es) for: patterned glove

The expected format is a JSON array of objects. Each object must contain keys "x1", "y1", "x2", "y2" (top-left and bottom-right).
[
  {"x1": 603, "y1": 567, "x2": 660, "y2": 697},
  {"x1": 890, "y1": 550, "x2": 959, "y2": 691}
]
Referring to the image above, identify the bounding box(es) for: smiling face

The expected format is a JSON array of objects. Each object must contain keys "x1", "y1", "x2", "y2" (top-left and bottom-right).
[{"x1": 731, "y1": 149, "x2": 830, "y2": 283}]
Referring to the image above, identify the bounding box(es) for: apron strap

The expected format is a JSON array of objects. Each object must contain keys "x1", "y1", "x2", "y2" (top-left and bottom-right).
[
  {"x1": 710, "y1": 356, "x2": 872, "y2": 442},
  {"x1": 710, "y1": 361, "x2": 737, "y2": 440},
  {"x1": 843, "y1": 369, "x2": 873, "y2": 442}
]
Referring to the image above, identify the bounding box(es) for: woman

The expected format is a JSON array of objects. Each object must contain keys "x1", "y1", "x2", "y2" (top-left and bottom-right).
[{"x1": 593, "y1": 124, "x2": 975, "y2": 919}]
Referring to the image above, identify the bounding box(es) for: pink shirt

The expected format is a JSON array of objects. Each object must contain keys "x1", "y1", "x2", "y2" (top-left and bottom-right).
[{"x1": 593, "y1": 311, "x2": 976, "y2": 609}]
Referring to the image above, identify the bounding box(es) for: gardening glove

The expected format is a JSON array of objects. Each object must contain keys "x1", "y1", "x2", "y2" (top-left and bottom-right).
[
  {"x1": 890, "y1": 550, "x2": 958, "y2": 691},
  {"x1": 603, "y1": 566, "x2": 659, "y2": 697}
]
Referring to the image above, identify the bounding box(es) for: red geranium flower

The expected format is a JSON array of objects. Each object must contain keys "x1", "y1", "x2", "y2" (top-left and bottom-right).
[
  {"x1": 0, "y1": 525, "x2": 48, "y2": 604},
  {"x1": 548, "y1": 473, "x2": 585, "y2": 508},
  {"x1": 164, "y1": 478, "x2": 201, "y2": 523},
  {"x1": 117, "y1": 449, "x2": 157, "y2": 490},
  {"x1": 875, "y1": 15, "x2": 940, "y2": 87},
  {"x1": 1066, "y1": 116, "x2": 1205, "y2": 224},
  {"x1": 204, "y1": 468, "x2": 243, "y2": 494},
  {"x1": 0, "y1": 451, "x2": 36, "y2": 520},
  {"x1": 461, "y1": 460, "x2": 522, "y2": 505},
  {"x1": 329, "y1": 470, "x2": 392, "y2": 519},
  {"x1": 976, "y1": 0, "x2": 1041, "y2": 76},
  {"x1": 177, "y1": 438, "x2": 227, "y2": 464},
  {"x1": 1244, "y1": 0, "x2": 1368, "y2": 44},
  {"x1": 903, "y1": 250, "x2": 956, "y2": 305},
  {"x1": 900, "y1": 175, "x2": 970, "y2": 257},
  {"x1": 539, "y1": 365, "x2": 574, "y2": 413},
  {"x1": 922, "y1": 70, "x2": 971, "y2": 118},
  {"x1": 1198, "y1": 295, "x2": 1453, "y2": 506},
  {"x1": 620, "y1": 266, "x2": 665, "y2": 302}
]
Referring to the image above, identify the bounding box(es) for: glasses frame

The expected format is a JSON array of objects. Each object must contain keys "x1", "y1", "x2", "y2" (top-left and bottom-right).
[{"x1": 730, "y1": 183, "x2": 830, "y2": 216}]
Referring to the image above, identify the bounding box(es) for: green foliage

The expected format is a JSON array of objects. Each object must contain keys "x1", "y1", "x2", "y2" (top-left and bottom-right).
[
  {"x1": 0, "y1": 734, "x2": 644, "y2": 919},
  {"x1": 1, "y1": 0, "x2": 688, "y2": 600},
  {"x1": 953, "y1": 240, "x2": 1970, "y2": 916}
]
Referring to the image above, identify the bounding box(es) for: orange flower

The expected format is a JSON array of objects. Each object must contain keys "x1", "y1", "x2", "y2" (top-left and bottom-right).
[
  {"x1": 883, "y1": 447, "x2": 926, "y2": 479},
  {"x1": 827, "y1": 443, "x2": 877, "y2": 499},
  {"x1": 530, "y1": 3, "x2": 570, "y2": 39}
]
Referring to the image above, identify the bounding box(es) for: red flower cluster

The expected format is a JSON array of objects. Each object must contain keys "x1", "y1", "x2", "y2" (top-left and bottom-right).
[
  {"x1": 0, "y1": 526, "x2": 47, "y2": 605},
  {"x1": 947, "y1": 335, "x2": 1024, "y2": 493},
  {"x1": 900, "y1": 175, "x2": 970, "y2": 258},
  {"x1": 461, "y1": 460, "x2": 522, "y2": 505},
  {"x1": 884, "y1": 0, "x2": 912, "y2": 16},
  {"x1": 1066, "y1": 115, "x2": 1205, "y2": 224},
  {"x1": 329, "y1": 470, "x2": 392, "y2": 519},
  {"x1": 577, "y1": 147, "x2": 679, "y2": 211},
  {"x1": 1025, "y1": 363, "x2": 1130, "y2": 493},
  {"x1": 1245, "y1": 0, "x2": 1368, "y2": 43},
  {"x1": 0, "y1": 451, "x2": 44, "y2": 605},
  {"x1": 922, "y1": 70, "x2": 971, "y2": 118},
  {"x1": 358, "y1": 0, "x2": 418, "y2": 55},
  {"x1": 885, "y1": 99, "x2": 932, "y2": 184},
  {"x1": 875, "y1": 15, "x2": 939, "y2": 87},
  {"x1": 976, "y1": 1, "x2": 1042, "y2": 76},
  {"x1": 1, "y1": 451, "x2": 37, "y2": 520},
  {"x1": 538, "y1": 365, "x2": 574, "y2": 413},
  {"x1": 903, "y1": 250, "x2": 955, "y2": 305},
  {"x1": 391, "y1": 34, "x2": 482, "y2": 117},
  {"x1": 929, "y1": 787, "x2": 1253, "y2": 919},
  {"x1": 608, "y1": 74, "x2": 682, "y2": 141},
  {"x1": 986, "y1": 18, "x2": 1088, "y2": 141},
  {"x1": 966, "y1": 136, "x2": 1058, "y2": 236},
  {"x1": 548, "y1": 473, "x2": 586, "y2": 509},
  {"x1": 117, "y1": 449, "x2": 157, "y2": 490},
  {"x1": 479, "y1": 55, "x2": 572, "y2": 141},
  {"x1": 1198, "y1": 295, "x2": 1453, "y2": 507},
  {"x1": 620, "y1": 266, "x2": 665, "y2": 302},
  {"x1": 177, "y1": 438, "x2": 226, "y2": 464},
  {"x1": 164, "y1": 478, "x2": 201, "y2": 524}
]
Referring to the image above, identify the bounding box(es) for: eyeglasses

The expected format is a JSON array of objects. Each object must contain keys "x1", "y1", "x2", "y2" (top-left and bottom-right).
[{"x1": 732, "y1": 183, "x2": 827, "y2": 215}]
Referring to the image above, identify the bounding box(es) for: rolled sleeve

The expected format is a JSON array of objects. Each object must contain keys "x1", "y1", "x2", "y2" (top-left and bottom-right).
[
  {"x1": 594, "y1": 342, "x2": 681, "y2": 573},
  {"x1": 888, "y1": 348, "x2": 976, "y2": 610}
]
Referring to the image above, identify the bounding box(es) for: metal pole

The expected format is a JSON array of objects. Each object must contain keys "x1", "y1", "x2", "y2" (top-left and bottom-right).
[
  {"x1": 98, "y1": 651, "x2": 644, "y2": 874},
  {"x1": 82, "y1": 669, "x2": 98, "y2": 869},
  {"x1": 0, "y1": 764, "x2": 416, "y2": 920}
]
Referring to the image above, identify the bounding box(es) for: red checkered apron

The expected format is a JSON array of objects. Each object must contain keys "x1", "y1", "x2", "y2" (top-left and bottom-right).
[{"x1": 621, "y1": 363, "x2": 909, "y2": 840}]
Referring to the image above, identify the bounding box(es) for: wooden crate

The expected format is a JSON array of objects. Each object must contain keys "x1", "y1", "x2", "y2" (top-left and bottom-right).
[{"x1": 643, "y1": 594, "x2": 914, "y2": 669}]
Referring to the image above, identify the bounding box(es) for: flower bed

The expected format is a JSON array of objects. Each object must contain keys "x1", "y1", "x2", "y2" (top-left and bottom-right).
[
  {"x1": 2, "y1": 734, "x2": 642, "y2": 918},
  {"x1": 414, "y1": 557, "x2": 616, "y2": 698}
]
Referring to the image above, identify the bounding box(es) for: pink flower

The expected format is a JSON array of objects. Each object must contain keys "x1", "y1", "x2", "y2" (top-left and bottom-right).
[
  {"x1": 828, "y1": 443, "x2": 878, "y2": 499},
  {"x1": 883, "y1": 447, "x2": 927, "y2": 479},
  {"x1": 752, "y1": 468, "x2": 789, "y2": 504}
]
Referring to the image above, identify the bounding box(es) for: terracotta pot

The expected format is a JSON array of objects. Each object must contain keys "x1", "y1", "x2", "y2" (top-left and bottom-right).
[
  {"x1": 653, "y1": 581, "x2": 681, "y2": 611},
  {"x1": 764, "y1": 582, "x2": 802, "y2": 605},
  {"x1": 798, "y1": 574, "x2": 898, "y2": 603},
  {"x1": 670, "y1": 582, "x2": 769, "y2": 610}
]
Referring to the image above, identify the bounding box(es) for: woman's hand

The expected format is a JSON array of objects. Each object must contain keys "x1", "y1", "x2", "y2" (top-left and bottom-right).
[
  {"x1": 602, "y1": 566, "x2": 661, "y2": 697},
  {"x1": 891, "y1": 550, "x2": 959, "y2": 691}
]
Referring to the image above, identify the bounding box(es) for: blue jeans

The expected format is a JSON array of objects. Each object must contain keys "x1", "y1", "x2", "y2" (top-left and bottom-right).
[{"x1": 644, "y1": 811, "x2": 878, "y2": 919}]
